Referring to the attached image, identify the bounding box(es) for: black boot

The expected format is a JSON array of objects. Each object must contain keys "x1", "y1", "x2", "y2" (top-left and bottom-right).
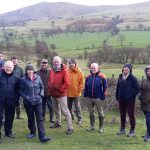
[
  {"x1": 16, "y1": 106, "x2": 23, "y2": 119},
  {"x1": 49, "y1": 109, "x2": 55, "y2": 128},
  {"x1": 87, "y1": 114, "x2": 95, "y2": 131},
  {"x1": 98, "y1": 116, "x2": 104, "y2": 133}
]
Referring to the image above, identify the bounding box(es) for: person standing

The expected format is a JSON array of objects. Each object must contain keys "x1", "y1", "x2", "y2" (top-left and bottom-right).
[
  {"x1": 139, "y1": 66, "x2": 150, "y2": 142},
  {"x1": 0, "y1": 52, "x2": 4, "y2": 71},
  {"x1": 37, "y1": 59, "x2": 54, "y2": 128},
  {"x1": 19, "y1": 64, "x2": 50, "y2": 143},
  {"x1": 48, "y1": 56, "x2": 74, "y2": 135},
  {"x1": 11, "y1": 57, "x2": 24, "y2": 119},
  {"x1": 84, "y1": 63, "x2": 107, "y2": 133},
  {"x1": 116, "y1": 63, "x2": 139, "y2": 137},
  {"x1": 67, "y1": 59, "x2": 84, "y2": 125},
  {"x1": 0, "y1": 61, "x2": 19, "y2": 143}
]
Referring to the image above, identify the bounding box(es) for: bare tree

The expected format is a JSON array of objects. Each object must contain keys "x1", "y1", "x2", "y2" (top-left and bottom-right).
[{"x1": 117, "y1": 34, "x2": 125, "y2": 46}]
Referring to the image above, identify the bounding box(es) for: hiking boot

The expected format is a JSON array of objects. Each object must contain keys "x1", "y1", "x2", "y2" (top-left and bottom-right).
[
  {"x1": 51, "y1": 123, "x2": 61, "y2": 128},
  {"x1": 86, "y1": 126, "x2": 95, "y2": 131},
  {"x1": 5, "y1": 133, "x2": 15, "y2": 138},
  {"x1": 50, "y1": 121, "x2": 55, "y2": 128},
  {"x1": 98, "y1": 127, "x2": 104, "y2": 133},
  {"x1": 26, "y1": 134, "x2": 36, "y2": 138},
  {"x1": 77, "y1": 120, "x2": 82, "y2": 124},
  {"x1": 144, "y1": 136, "x2": 150, "y2": 142},
  {"x1": 142, "y1": 133, "x2": 148, "y2": 139},
  {"x1": 117, "y1": 128, "x2": 126, "y2": 135},
  {"x1": 127, "y1": 129, "x2": 136, "y2": 137},
  {"x1": 16, "y1": 116, "x2": 24, "y2": 120},
  {"x1": 40, "y1": 137, "x2": 51, "y2": 143},
  {"x1": 66, "y1": 128, "x2": 74, "y2": 135}
]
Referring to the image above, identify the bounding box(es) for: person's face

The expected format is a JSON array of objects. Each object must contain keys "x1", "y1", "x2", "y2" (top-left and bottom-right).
[
  {"x1": 123, "y1": 67, "x2": 130, "y2": 75},
  {"x1": 90, "y1": 65, "x2": 98, "y2": 74},
  {"x1": 69, "y1": 63, "x2": 76, "y2": 70},
  {"x1": 4, "y1": 65, "x2": 14, "y2": 74},
  {"x1": 11, "y1": 58, "x2": 18, "y2": 65},
  {"x1": 53, "y1": 60, "x2": 61, "y2": 68},
  {"x1": 146, "y1": 68, "x2": 150, "y2": 77},
  {"x1": 27, "y1": 70, "x2": 34, "y2": 76},
  {"x1": 0, "y1": 54, "x2": 3, "y2": 60},
  {"x1": 41, "y1": 62, "x2": 48, "y2": 69}
]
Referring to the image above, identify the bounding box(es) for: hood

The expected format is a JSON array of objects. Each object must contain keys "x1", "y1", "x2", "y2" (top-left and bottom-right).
[
  {"x1": 144, "y1": 65, "x2": 150, "y2": 79},
  {"x1": 53, "y1": 64, "x2": 66, "y2": 72}
]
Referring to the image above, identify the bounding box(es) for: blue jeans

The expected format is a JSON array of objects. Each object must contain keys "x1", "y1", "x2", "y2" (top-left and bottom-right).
[{"x1": 143, "y1": 111, "x2": 150, "y2": 136}]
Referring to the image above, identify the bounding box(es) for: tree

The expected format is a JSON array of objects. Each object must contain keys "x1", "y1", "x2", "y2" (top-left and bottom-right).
[
  {"x1": 117, "y1": 34, "x2": 125, "y2": 46},
  {"x1": 137, "y1": 24, "x2": 144, "y2": 31},
  {"x1": 125, "y1": 24, "x2": 131, "y2": 31},
  {"x1": 35, "y1": 40, "x2": 58, "y2": 66}
]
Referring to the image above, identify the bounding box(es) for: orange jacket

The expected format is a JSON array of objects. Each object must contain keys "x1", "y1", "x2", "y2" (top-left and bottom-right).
[
  {"x1": 48, "y1": 64, "x2": 70, "y2": 98},
  {"x1": 67, "y1": 65, "x2": 84, "y2": 97}
]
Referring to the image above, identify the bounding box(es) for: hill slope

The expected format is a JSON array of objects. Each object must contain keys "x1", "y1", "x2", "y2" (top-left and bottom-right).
[{"x1": 2, "y1": 1, "x2": 150, "y2": 19}]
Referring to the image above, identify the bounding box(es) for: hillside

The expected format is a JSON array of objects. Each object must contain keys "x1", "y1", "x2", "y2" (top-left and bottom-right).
[
  {"x1": 0, "y1": 2, "x2": 121, "y2": 19},
  {"x1": 1, "y1": 1, "x2": 150, "y2": 20}
]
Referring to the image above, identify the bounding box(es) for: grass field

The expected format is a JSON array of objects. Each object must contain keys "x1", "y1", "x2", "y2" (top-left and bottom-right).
[{"x1": 0, "y1": 110, "x2": 150, "y2": 150}]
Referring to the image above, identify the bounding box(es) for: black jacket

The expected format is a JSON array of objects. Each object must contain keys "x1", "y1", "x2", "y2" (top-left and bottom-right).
[
  {"x1": 36, "y1": 68, "x2": 50, "y2": 96},
  {"x1": 19, "y1": 73, "x2": 44, "y2": 105},
  {"x1": 13, "y1": 65, "x2": 24, "y2": 78},
  {"x1": 116, "y1": 73, "x2": 139, "y2": 103},
  {"x1": 0, "y1": 71, "x2": 19, "y2": 105}
]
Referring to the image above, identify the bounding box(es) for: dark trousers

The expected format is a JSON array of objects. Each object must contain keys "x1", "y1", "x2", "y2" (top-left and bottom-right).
[
  {"x1": 119, "y1": 102, "x2": 135, "y2": 130},
  {"x1": 143, "y1": 111, "x2": 150, "y2": 136},
  {"x1": 68, "y1": 97, "x2": 82, "y2": 121},
  {"x1": 0, "y1": 102, "x2": 15, "y2": 135},
  {"x1": 24, "y1": 103, "x2": 46, "y2": 140},
  {"x1": 42, "y1": 96, "x2": 54, "y2": 122}
]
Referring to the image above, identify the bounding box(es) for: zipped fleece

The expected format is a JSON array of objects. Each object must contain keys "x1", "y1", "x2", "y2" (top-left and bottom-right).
[{"x1": 84, "y1": 71, "x2": 107, "y2": 100}]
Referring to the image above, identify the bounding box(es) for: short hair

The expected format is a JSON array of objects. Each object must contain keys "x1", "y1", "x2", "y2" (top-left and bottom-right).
[
  {"x1": 4, "y1": 60, "x2": 14, "y2": 68},
  {"x1": 53, "y1": 56, "x2": 61, "y2": 63},
  {"x1": 91, "y1": 63, "x2": 99, "y2": 69},
  {"x1": 11, "y1": 56, "x2": 17, "y2": 60}
]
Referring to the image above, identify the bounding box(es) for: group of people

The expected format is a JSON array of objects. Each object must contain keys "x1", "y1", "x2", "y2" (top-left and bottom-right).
[{"x1": 0, "y1": 52, "x2": 150, "y2": 144}]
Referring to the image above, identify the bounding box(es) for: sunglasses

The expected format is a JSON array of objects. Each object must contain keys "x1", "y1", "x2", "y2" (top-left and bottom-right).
[{"x1": 42, "y1": 62, "x2": 48, "y2": 64}]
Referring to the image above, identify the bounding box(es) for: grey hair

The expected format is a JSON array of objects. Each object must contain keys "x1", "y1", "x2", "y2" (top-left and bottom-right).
[
  {"x1": 91, "y1": 63, "x2": 99, "y2": 69},
  {"x1": 53, "y1": 56, "x2": 61, "y2": 63},
  {"x1": 4, "y1": 60, "x2": 14, "y2": 68}
]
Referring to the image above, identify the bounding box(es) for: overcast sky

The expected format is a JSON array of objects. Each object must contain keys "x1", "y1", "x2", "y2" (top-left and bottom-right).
[{"x1": 0, "y1": 0, "x2": 149, "y2": 14}]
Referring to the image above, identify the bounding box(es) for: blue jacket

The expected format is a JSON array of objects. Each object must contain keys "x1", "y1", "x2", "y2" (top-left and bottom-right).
[
  {"x1": 84, "y1": 71, "x2": 107, "y2": 100},
  {"x1": 116, "y1": 73, "x2": 139, "y2": 103},
  {"x1": 0, "y1": 71, "x2": 19, "y2": 106},
  {"x1": 19, "y1": 73, "x2": 44, "y2": 105}
]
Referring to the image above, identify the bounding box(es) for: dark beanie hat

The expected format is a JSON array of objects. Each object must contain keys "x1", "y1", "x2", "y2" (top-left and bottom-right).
[
  {"x1": 68, "y1": 59, "x2": 76, "y2": 64},
  {"x1": 25, "y1": 64, "x2": 34, "y2": 73},
  {"x1": 123, "y1": 63, "x2": 132, "y2": 73}
]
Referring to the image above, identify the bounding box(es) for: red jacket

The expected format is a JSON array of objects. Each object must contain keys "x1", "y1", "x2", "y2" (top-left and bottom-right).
[{"x1": 48, "y1": 64, "x2": 70, "y2": 98}]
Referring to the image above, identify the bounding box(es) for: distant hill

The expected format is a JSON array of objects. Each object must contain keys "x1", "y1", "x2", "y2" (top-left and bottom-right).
[{"x1": 0, "y1": 1, "x2": 150, "y2": 20}]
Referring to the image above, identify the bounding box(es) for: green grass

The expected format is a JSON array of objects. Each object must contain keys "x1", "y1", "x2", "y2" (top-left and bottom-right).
[{"x1": 0, "y1": 110, "x2": 150, "y2": 150}]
